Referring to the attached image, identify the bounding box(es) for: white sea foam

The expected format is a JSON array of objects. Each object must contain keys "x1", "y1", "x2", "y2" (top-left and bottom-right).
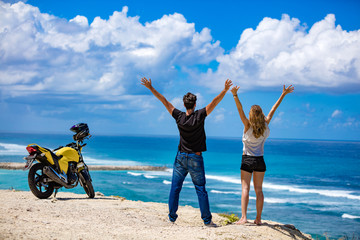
[
  {"x1": 143, "y1": 171, "x2": 172, "y2": 177},
  {"x1": 210, "y1": 190, "x2": 241, "y2": 195},
  {"x1": 265, "y1": 198, "x2": 292, "y2": 204},
  {"x1": 0, "y1": 142, "x2": 27, "y2": 156},
  {"x1": 85, "y1": 157, "x2": 140, "y2": 166},
  {"x1": 206, "y1": 174, "x2": 360, "y2": 201},
  {"x1": 163, "y1": 180, "x2": 171, "y2": 185},
  {"x1": 126, "y1": 170, "x2": 171, "y2": 179},
  {"x1": 127, "y1": 172, "x2": 142, "y2": 176},
  {"x1": 263, "y1": 182, "x2": 360, "y2": 201},
  {"x1": 210, "y1": 192, "x2": 341, "y2": 205},
  {"x1": 341, "y1": 213, "x2": 360, "y2": 219},
  {"x1": 265, "y1": 198, "x2": 342, "y2": 205},
  {"x1": 206, "y1": 175, "x2": 241, "y2": 184},
  {"x1": 143, "y1": 175, "x2": 157, "y2": 179},
  {"x1": 215, "y1": 204, "x2": 241, "y2": 209}
]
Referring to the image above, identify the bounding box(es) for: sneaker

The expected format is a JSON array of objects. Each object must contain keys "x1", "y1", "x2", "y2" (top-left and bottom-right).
[{"x1": 204, "y1": 221, "x2": 218, "y2": 228}]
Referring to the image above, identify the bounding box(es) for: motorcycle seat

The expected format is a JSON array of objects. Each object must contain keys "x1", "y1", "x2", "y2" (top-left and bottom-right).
[
  {"x1": 42, "y1": 147, "x2": 62, "y2": 161},
  {"x1": 43, "y1": 147, "x2": 63, "y2": 172}
]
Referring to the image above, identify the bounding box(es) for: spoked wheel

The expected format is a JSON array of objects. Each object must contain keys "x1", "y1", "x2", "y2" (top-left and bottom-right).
[
  {"x1": 28, "y1": 163, "x2": 54, "y2": 199},
  {"x1": 79, "y1": 169, "x2": 95, "y2": 198}
]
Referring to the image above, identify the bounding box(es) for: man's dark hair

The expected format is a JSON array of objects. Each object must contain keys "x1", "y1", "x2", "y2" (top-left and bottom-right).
[{"x1": 183, "y1": 92, "x2": 197, "y2": 110}]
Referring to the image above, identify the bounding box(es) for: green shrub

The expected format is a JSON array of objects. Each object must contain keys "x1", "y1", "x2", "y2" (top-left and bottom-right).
[{"x1": 218, "y1": 213, "x2": 240, "y2": 225}]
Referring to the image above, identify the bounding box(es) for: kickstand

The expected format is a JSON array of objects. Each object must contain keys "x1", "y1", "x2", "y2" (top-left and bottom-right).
[{"x1": 54, "y1": 189, "x2": 59, "y2": 198}]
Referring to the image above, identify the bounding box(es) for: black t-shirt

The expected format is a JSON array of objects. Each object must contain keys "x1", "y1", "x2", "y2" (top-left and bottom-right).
[{"x1": 172, "y1": 107, "x2": 207, "y2": 153}]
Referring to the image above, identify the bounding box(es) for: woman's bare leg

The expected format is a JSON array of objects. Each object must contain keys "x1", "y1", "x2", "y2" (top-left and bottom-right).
[
  {"x1": 236, "y1": 170, "x2": 252, "y2": 224},
  {"x1": 253, "y1": 171, "x2": 265, "y2": 225}
]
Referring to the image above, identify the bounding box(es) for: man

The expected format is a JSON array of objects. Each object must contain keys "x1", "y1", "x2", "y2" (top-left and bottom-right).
[{"x1": 141, "y1": 77, "x2": 232, "y2": 227}]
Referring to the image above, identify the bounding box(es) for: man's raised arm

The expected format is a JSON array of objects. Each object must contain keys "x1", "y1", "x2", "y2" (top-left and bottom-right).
[
  {"x1": 205, "y1": 79, "x2": 233, "y2": 115},
  {"x1": 141, "y1": 77, "x2": 175, "y2": 115}
]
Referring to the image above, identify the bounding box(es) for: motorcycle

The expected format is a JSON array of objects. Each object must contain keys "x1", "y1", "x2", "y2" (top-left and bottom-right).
[{"x1": 23, "y1": 123, "x2": 95, "y2": 199}]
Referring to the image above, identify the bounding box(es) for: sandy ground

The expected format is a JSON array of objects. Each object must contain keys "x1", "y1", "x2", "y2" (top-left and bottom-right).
[{"x1": 0, "y1": 190, "x2": 312, "y2": 240}]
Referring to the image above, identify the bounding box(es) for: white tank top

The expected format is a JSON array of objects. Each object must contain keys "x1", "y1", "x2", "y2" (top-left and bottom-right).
[{"x1": 242, "y1": 124, "x2": 270, "y2": 156}]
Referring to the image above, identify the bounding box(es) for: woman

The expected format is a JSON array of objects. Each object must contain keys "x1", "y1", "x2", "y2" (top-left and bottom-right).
[{"x1": 231, "y1": 84, "x2": 294, "y2": 225}]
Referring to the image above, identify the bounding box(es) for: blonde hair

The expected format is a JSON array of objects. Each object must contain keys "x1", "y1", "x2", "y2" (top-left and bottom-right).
[{"x1": 249, "y1": 105, "x2": 266, "y2": 138}]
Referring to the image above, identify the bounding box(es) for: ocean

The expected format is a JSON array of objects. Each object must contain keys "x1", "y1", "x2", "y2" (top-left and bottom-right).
[{"x1": 0, "y1": 132, "x2": 359, "y2": 239}]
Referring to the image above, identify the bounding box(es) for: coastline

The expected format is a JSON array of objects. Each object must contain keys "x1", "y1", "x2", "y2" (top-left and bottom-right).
[
  {"x1": 1, "y1": 136, "x2": 359, "y2": 239},
  {"x1": 0, "y1": 190, "x2": 312, "y2": 240},
  {"x1": 0, "y1": 162, "x2": 168, "y2": 171}
]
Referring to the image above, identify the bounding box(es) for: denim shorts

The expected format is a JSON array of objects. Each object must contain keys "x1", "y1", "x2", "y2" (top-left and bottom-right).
[{"x1": 241, "y1": 155, "x2": 266, "y2": 173}]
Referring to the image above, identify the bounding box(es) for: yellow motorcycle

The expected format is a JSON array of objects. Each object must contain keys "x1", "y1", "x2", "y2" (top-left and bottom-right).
[{"x1": 24, "y1": 123, "x2": 95, "y2": 199}]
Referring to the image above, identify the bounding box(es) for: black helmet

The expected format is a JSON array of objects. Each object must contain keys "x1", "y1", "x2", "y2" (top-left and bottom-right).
[{"x1": 70, "y1": 123, "x2": 90, "y2": 141}]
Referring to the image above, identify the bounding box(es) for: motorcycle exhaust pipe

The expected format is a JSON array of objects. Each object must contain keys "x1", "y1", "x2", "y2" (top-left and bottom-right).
[{"x1": 43, "y1": 166, "x2": 76, "y2": 189}]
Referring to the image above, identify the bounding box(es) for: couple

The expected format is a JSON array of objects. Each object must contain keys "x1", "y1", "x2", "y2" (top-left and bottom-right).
[{"x1": 141, "y1": 77, "x2": 294, "y2": 227}]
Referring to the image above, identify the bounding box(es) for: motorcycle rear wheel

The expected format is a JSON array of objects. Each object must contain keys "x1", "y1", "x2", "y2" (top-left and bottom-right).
[
  {"x1": 79, "y1": 170, "x2": 95, "y2": 198},
  {"x1": 28, "y1": 163, "x2": 54, "y2": 199}
]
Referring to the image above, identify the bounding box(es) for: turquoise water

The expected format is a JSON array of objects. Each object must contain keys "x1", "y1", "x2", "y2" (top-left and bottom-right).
[{"x1": 0, "y1": 133, "x2": 359, "y2": 239}]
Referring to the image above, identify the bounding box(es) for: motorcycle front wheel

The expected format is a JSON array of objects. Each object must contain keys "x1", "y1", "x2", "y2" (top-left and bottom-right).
[
  {"x1": 28, "y1": 163, "x2": 54, "y2": 199},
  {"x1": 79, "y1": 169, "x2": 95, "y2": 198}
]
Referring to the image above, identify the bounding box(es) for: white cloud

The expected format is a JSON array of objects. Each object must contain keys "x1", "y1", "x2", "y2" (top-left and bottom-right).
[
  {"x1": 40, "y1": 108, "x2": 69, "y2": 116},
  {"x1": 158, "y1": 112, "x2": 167, "y2": 121},
  {"x1": 171, "y1": 97, "x2": 183, "y2": 109},
  {"x1": 326, "y1": 109, "x2": 360, "y2": 129},
  {"x1": 214, "y1": 113, "x2": 225, "y2": 123},
  {"x1": 69, "y1": 15, "x2": 89, "y2": 28},
  {"x1": 1, "y1": 1, "x2": 359, "y2": 113},
  {"x1": 193, "y1": 92, "x2": 205, "y2": 108},
  {"x1": 83, "y1": 95, "x2": 155, "y2": 114},
  {"x1": 0, "y1": 1, "x2": 223, "y2": 101},
  {"x1": 343, "y1": 117, "x2": 359, "y2": 127},
  {"x1": 329, "y1": 116, "x2": 360, "y2": 129},
  {"x1": 272, "y1": 111, "x2": 284, "y2": 124},
  {"x1": 331, "y1": 109, "x2": 342, "y2": 118},
  {"x1": 201, "y1": 14, "x2": 360, "y2": 92},
  {"x1": 305, "y1": 103, "x2": 316, "y2": 113},
  {"x1": 211, "y1": 107, "x2": 226, "y2": 123}
]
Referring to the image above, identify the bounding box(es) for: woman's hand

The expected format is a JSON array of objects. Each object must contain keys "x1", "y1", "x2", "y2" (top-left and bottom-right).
[
  {"x1": 282, "y1": 85, "x2": 294, "y2": 95},
  {"x1": 141, "y1": 77, "x2": 152, "y2": 89},
  {"x1": 231, "y1": 86, "x2": 240, "y2": 96}
]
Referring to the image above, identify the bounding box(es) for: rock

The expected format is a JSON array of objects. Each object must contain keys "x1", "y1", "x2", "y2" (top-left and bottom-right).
[{"x1": 95, "y1": 192, "x2": 104, "y2": 196}]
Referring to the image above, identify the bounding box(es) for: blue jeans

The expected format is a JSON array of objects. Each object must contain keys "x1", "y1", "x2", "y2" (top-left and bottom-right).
[{"x1": 168, "y1": 151, "x2": 212, "y2": 224}]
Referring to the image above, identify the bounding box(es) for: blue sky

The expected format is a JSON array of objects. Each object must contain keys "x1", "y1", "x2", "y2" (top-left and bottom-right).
[{"x1": 0, "y1": 0, "x2": 359, "y2": 140}]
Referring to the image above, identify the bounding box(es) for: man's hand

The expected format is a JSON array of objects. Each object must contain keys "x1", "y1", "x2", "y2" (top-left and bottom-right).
[
  {"x1": 206, "y1": 79, "x2": 233, "y2": 115},
  {"x1": 141, "y1": 77, "x2": 152, "y2": 89},
  {"x1": 224, "y1": 79, "x2": 233, "y2": 91},
  {"x1": 140, "y1": 77, "x2": 175, "y2": 115}
]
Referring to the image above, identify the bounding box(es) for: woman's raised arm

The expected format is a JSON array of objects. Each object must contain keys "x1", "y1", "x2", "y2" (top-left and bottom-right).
[
  {"x1": 265, "y1": 85, "x2": 294, "y2": 125},
  {"x1": 231, "y1": 86, "x2": 250, "y2": 132}
]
